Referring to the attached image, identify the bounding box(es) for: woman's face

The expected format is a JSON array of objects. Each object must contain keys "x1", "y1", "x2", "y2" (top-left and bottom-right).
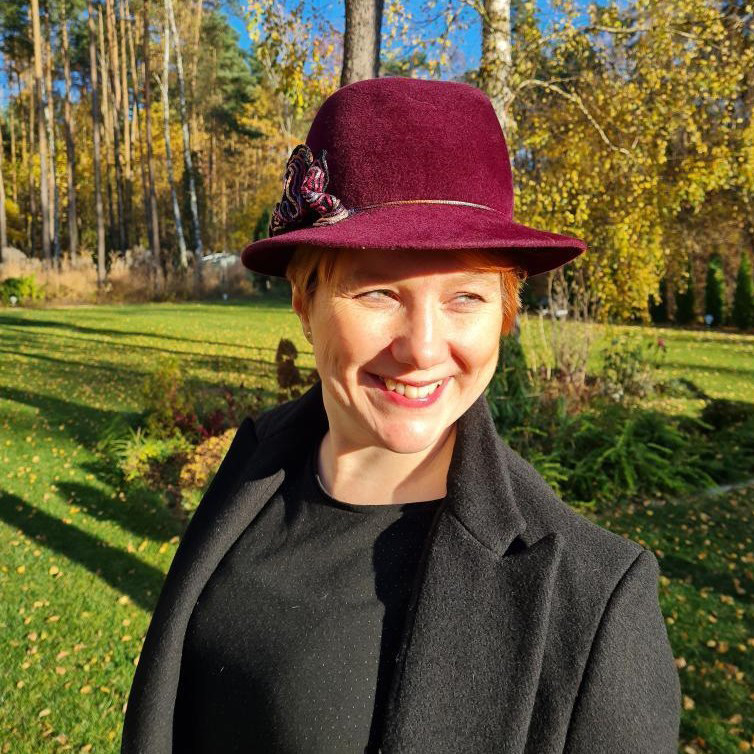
[{"x1": 293, "y1": 249, "x2": 504, "y2": 455}]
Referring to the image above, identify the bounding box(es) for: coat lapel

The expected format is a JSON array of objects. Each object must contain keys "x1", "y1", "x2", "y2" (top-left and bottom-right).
[{"x1": 380, "y1": 389, "x2": 565, "y2": 752}]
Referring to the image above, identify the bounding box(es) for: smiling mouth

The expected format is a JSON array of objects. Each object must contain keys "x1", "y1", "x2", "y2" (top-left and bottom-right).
[{"x1": 372, "y1": 374, "x2": 445, "y2": 400}]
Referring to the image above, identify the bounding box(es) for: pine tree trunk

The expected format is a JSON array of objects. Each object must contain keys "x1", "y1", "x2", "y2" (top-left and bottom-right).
[
  {"x1": 119, "y1": 0, "x2": 133, "y2": 242},
  {"x1": 101, "y1": 1, "x2": 127, "y2": 256},
  {"x1": 165, "y1": 0, "x2": 203, "y2": 289},
  {"x1": 188, "y1": 0, "x2": 203, "y2": 153},
  {"x1": 30, "y1": 0, "x2": 51, "y2": 262},
  {"x1": 88, "y1": 0, "x2": 107, "y2": 286},
  {"x1": 22, "y1": 69, "x2": 36, "y2": 257},
  {"x1": 9, "y1": 96, "x2": 18, "y2": 203},
  {"x1": 0, "y1": 120, "x2": 7, "y2": 259},
  {"x1": 341, "y1": 0, "x2": 383, "y2": 86},
  {"x1": 43, "y1": 20, "x2": 61, "y2": 268},
  {"x1": 160, "y1": 17, "x2": 188, "y2": 270},
  {"x1": 61, "y1": 4, "x2": 79, "y2": 260},
  {"x1": 143, "y1": 0, "x2": 163, "y2": 283}
]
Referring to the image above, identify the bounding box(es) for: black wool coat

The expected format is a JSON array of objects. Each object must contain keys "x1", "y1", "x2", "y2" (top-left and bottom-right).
[{"x1": 121, "y1": 380, "x2": 682, "y2": 753}]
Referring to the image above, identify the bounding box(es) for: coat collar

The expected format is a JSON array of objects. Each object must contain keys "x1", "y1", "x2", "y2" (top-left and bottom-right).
[
  {"x1": 251, "y1": 379, "x2": 529, "y2": 556},
  {"x1": 122, "y1": 380, "x2": 564, "y2": 753}
]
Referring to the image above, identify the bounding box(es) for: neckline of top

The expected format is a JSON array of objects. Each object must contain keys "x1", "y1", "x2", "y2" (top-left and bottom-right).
[{"x1": 307, "y1": 443, "x2": 446, "y2": 515}]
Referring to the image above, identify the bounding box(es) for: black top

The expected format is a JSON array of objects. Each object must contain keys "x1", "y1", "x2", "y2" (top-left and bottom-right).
[{"x1": 173, "y1": 441, "x2": 444, "y2": 753}]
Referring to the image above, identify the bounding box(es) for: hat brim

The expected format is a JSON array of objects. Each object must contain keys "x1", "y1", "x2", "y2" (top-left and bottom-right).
[{"x1": 241, "y1": 203, "x2": 587, "y2": 278}]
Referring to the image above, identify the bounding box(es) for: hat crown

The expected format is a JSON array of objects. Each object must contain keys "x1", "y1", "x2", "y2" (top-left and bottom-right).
[{"x1": 305, "y1": 77, "x2": 514, "y2": 219}]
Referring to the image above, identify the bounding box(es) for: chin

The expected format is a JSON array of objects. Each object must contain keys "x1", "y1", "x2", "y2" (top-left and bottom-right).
[{"x1": 372, "y1": 421, "x2": 449, "y2": 455}]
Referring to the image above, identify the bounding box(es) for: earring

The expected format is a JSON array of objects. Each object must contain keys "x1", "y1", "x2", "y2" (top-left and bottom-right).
[{"x1": 305, "y1": 329, "x2": 313, "y2": 342}]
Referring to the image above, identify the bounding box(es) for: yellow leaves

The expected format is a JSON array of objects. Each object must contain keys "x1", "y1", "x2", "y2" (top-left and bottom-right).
[
  {"x1": 38, "y1": 708, "x2": 51, "y2": 718},
  {"x1": 117, "y1": 595, "x2": 130, "y2": 606},
  {"x1": 683, "y1": 694, "x2": 695, "y2": 710},
  {"x1": 16, "y1": 565, "x2": 25, "y2": 575},
  {"x1": 80, "y1": 684, "x2": 93, "y2": 694}
]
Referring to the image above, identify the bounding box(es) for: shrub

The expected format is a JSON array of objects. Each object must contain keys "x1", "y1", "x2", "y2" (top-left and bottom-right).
[
  {"x1": 107, "y1": 425, "x2": 191, "y2": 487},
  {"x1": 178, "y1": 428, "x2": 237, "y2": 512},
  {"x1": 142, "y1": 358, "x2": 201, "y2": 440},
  {"x1": 274, "y1": 337, "x2": 318, "y2": 401},
  {"x1": 704, "y1": 253, "x2": 726, "y2": 327},
  {"x1": 553, "y1": 403, "x2": 716, "y2": 505},
  {"x1": 485, "y1": 334, "x2": 535, "y2": 435},
  {"x1": 596, "y1": 332, "x2": 667, "y2": 404},
  {"x1": 0, "y1": 275, "x2": 45, "y2": 305},
  {"x1": 731, "y1": 252, "x2": 754, "y2": 330}
]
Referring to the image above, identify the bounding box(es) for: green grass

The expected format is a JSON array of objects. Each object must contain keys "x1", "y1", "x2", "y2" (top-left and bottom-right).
[{"x1": 1, "y1": 301, "x2": 752, "y2": 752}]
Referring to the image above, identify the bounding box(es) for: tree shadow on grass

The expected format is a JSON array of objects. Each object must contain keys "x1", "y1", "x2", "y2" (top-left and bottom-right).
[
  {"x1": 660, "y1": 359, "x2": 754, "y2": 379},
  {"x1": 0, "y1": 490, "x2": 170, "y2": 612},
  {"x1": 0, "y1": 327, "x2": 285, "y2": 379},
  {"x1": 0, "y1": 314, "x2": 284, "y2": 356},
  {"x1": 54, "y1": 473, "x2": 185, "y2": 543},
  {"x1": 0, "y1": 385, "x2": 135, "y2": 447}
]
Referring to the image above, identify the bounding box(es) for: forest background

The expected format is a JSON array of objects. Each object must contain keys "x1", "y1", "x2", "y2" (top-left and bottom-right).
[
  {"x1": 0, "y1": 0, "x2": 752, "y2": 324},
  {"x1": 2, "y1": 1, "x2": 754, "y2": 752}
]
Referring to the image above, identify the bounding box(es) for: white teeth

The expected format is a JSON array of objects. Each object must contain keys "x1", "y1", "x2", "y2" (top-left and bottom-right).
[{"x1": 380, "y1": 376, "x2": 443, "y2": 398}]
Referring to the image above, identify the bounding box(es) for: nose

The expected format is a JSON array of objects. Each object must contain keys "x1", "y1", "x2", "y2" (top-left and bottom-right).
[{"x1": 389, "y1": 297, "x2": 449, "y2": 370}]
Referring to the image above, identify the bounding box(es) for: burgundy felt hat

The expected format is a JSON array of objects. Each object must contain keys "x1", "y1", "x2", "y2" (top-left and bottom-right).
[{"x1": 241, "y1": 77, "x2": 587, "y2": 278}]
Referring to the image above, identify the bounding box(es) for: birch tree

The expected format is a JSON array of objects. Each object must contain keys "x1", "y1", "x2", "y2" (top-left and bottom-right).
[
  {"x1": 165, "y1": 0, "x2": 203, "y2": 287},
  {"x1": 159, "y1": 15, "x2": 188, "y2": 270},
  {"x1": 30, "y1": 0, "x2": 51, "y2": 262}
]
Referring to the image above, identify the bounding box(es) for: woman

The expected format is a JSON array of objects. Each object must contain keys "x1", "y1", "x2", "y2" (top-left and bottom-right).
[{"x1": 121, "y1": 77, "x2": 681, "y2": 753}]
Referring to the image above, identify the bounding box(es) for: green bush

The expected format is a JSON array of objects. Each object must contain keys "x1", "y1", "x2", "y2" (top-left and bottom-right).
[
  {"x1": 110, "y1": 426, "x2": 191, "y2": 484},
  {"x1": 558, "y1": 404, "x2": 715, "y2": 505},
  {"x1": 596, "y1": 333, "x2": 666, "y2": 404},
  {"x1": 485, "y1": 334, "x2": 535, "y2": 435},
  {"x1": 0, "y1": 275, "x2": 45, "y2": 305},
  {"x1": 704, "y1": 253, "x2": 726, "y2": 326},
  {"x1": 731, "y1": 252, "x2": 754, "y2": 330},
  {"x1": 141, "y1": 358, "x2": 200, "y2": 440}
]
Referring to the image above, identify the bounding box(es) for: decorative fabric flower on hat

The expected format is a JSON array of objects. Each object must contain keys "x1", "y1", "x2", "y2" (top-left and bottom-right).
[{"x1": 268, "y1": 144, "x2": 353, "y2": 237}]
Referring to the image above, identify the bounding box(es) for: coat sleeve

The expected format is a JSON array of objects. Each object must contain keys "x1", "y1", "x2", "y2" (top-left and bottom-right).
[{"x1": 563, "y1": 549, "x2": 682, "y2": 754}]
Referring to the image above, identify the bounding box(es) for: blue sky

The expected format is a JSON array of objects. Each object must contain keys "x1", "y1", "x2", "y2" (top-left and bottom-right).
[
  {"x1": 223, "y1": 0, "x2": 593, "y2": 78},
  {"x1": 0, "y1": 1, "x2": 598, "y2": 109}
]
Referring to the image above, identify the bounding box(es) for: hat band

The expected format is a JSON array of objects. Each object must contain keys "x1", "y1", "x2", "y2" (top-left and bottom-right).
[{"x1": 357, "y1": 199, "x2": 499, "y2": 213}]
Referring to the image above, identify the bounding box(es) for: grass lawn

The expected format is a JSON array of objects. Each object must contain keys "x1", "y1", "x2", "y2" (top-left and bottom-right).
[{"x1": 1, "y1": 299, "x2": 753, "y2": 752}]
